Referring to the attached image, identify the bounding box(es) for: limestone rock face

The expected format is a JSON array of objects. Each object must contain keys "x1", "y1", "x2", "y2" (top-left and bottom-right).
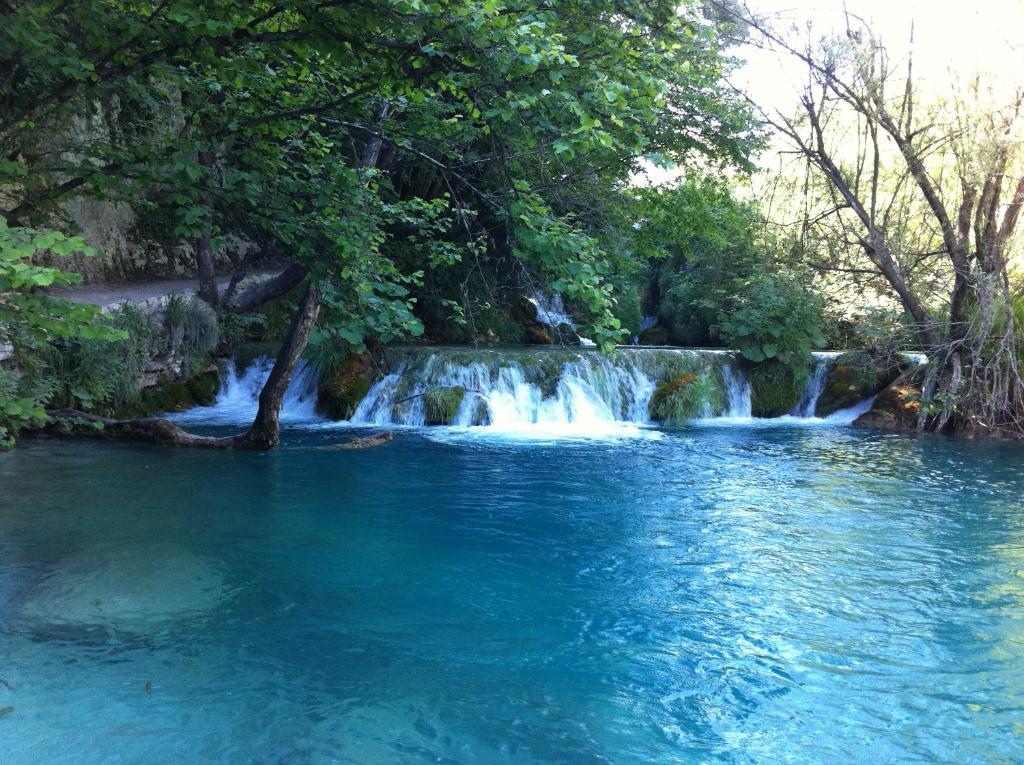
[{"x1": 853, "y1": 383, "x2": 921, "y2": 431}]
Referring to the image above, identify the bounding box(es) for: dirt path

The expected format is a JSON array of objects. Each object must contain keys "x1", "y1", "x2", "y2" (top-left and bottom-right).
[{"x1": 49, "y1": 272, "x2": 278, "y2": 308}]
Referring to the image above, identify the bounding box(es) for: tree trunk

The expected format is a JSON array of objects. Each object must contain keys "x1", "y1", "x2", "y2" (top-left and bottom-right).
[
  {"x1": 236, "y1": 280, "x2": 320, "y2": 448},
  {"x1": 230, "y1": 262, "x2": 309, "y2": 311},
  {"x1": 196, "y1": 229, "x2": 219, "y2": 306},
  {"x1": 196, "y1": 149, "x2": 219, "y2": 306}
]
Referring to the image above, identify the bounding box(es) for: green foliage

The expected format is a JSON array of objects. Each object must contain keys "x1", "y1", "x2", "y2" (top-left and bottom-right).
[
  {"x1": 2, "y1": 0, "x2": 756, "y2": 360},
  {"x1": 0, "y1": 367, "x2": 51, "y2": 448},
  {"x1": 220, "y1": 311, "x2": 268, "y2": 348},
  {"x1": 0, "y1": 222, "x2": 125, "y2": 445},
  {"x1": 38, "y1": 303, "x2": 157, "y2": 413},
  {"x1": 635, "y1": 180, "x2": 826, "y2": 377},
  {"x1": 164, "y1": 294, "x2": 219, "y2": 359},
  {"x1": 648, "y1": 372, "x2": 721, "y2": 424},
  {"x1": 610, "y1": 283, "x2": 644, "y2": 338},
  {"x1": 713, "y1": 271, "x2": 826, "y2": 369}
]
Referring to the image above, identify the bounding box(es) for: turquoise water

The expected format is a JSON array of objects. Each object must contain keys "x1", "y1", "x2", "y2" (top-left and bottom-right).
[{"x1": 2, "y1": 425, "x2": 1024, "y2": 763}]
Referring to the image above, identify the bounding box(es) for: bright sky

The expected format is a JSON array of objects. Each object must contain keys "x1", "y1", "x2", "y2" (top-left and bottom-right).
[
  {"x1": 738, "y1": 0, "x2": 1024, "y2": 113},
  {"x1": 632, "y1": 0, "x2": 1024, "y2": 185}
]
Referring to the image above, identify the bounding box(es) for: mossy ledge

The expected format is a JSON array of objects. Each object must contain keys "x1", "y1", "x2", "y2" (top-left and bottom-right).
[{"x1": 422, "y1": 386, "x2": 466, "y2": 425}]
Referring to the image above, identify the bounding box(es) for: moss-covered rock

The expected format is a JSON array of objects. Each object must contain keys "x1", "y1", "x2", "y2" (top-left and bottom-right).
[
  {"x1": 186, "y1": 369, "x2": 220, "y2": 406},
  {"x1": 113, "y1": 378, "x2": 198, "y2": 418},
  {"x1": 472, "y1": 397, "x2": 490, "y2": 425},
  {"x1": 816, "y1": 352, "x2": 900, "y2": 415},
  {"x1": 649, "y1": 373, "x2": 705, "y2": 424},
  {"x1": 422, "y1": 386, "x2": 466, "y2": 425},
  {"x1": 852, "y1": 382, "x2": 921, "y2": 431},
  {"x1": 474, "y1": 307, "x2": 526, "y2": 344},
  {"x1": 749, "y1": 363, "x2": 803, "y2": 417},
  {"x1": 316, "y1": 353, "x2": 373, "y2": 420}
]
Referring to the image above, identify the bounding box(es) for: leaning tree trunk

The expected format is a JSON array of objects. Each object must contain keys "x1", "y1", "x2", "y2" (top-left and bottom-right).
[{"x1": 235, "y1": 281, "x2": 320, "y2": 448}]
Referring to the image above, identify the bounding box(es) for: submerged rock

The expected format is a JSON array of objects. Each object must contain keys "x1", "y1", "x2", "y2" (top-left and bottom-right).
[
  {"x1": 422, "y1": 386, "x2": 466, "y2": 425},
  {"x1": 853, "y1": 382, "x2": 921, "y2": 431},
  {"x1": 19, "y1": 549, "x2": 231, "y2": 634},
  {"x1": 325, "y1": 431, "x2": 394, "y2": 449}
]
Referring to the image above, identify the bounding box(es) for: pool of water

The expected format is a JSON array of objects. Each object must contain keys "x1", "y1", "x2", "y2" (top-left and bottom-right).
[{"x1": 2, "y1": 425, "x2": 1023, "y2": 763}]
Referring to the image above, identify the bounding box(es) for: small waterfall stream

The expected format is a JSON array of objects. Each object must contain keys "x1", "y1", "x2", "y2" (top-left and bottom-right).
[
  {"x1": 169, "y1": 357, "x2": 320, "y2": 425},
  {"x1": 791, "y1": 362, "x2": 828, "y2": 418}
]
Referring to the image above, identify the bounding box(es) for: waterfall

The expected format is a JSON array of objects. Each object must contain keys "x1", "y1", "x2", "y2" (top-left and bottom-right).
[
  {"x1": 529, "y1": 293, "x2": 575, "y2": 328},
  {"x1": 170, "y1": 347, "x2": 878, "y2": 433},
  {"x1": 344, "y1": 348, "x2": 879, "y2": 433},
  {"x1": 790, "y1": 362, "x2": 828, "y2": 418},
  {"x1": 351, "y1": 350, "x2": 657, "y2": 434},
  {"x1": 169, "y1": 356, "x2": 320, "y2": 425},
  {"x1": 720, "y1": 364, "x2": 752, "y2": 418}
]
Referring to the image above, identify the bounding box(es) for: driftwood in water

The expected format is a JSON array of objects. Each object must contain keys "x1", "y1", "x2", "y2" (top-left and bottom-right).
[
  {"x1": 302, "y1": 432, "x2": 394, "y2": 450},
  {"x1": 43, "y1": 409, "x2": 259, "y2": 449}
]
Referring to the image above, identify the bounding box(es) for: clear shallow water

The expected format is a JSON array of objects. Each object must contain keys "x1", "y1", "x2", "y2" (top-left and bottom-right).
[{"x1": 2, "y1": 425, "x2": 1024, "y2": 764}]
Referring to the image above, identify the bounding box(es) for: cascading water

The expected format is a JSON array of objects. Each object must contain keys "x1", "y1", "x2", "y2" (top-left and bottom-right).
[
  {"x1": 346, "y1": 348, "x2": 874, "y2": 434},
  {"x1": 169, "y1": 347, "x2": 878, "y2": 434},
  {"x1": 720, "y1": 363, "x2": 753, "y2": 418},
  {"x1": 169, "y1": 356, "x2": 321, "y2": 425},
  {"x1": 791, "y1": 362, "x2": 828, "y2": 417},
  {"x1": 529, "y1": 293, "x2": 575, "y2": 328},
  {"x1": 351, "y1": 350, "x2": 657, "y2": 436}
]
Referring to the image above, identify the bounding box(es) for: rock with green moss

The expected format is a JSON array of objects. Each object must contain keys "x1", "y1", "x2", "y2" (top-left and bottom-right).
[
  {"x1": 749, "y1": 363, "x2": 803, "y2": 417},
  {"x1": 113, "y1": 378, "x2": 198, "y2": 418},
  {"x1": 186, "y1": 369, "x2": 220, "y2": 406},
  {"x1": 422, "y1": 386, "x2": 466, "y2": 425},
  {"x1": 316, "y1": 353, "x2": 374, "y2": 420},
  {"x1": 648, "y1": 373, "x2": 708, "y2": 424},
  {"x1": 476, "y1": 307, "x2": 526, "y2": 344},
  {"x1": 816, "y1": 352, "x2": 900, "y2": 415}
]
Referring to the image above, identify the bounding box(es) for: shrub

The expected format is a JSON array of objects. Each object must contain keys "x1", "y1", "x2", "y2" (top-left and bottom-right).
[
  {"x1": 164, "y1": 294, "x2": 219, "y2": 358},
  {"x1": 713, "y1": 271, "x2": 825, "y2": 374}
]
